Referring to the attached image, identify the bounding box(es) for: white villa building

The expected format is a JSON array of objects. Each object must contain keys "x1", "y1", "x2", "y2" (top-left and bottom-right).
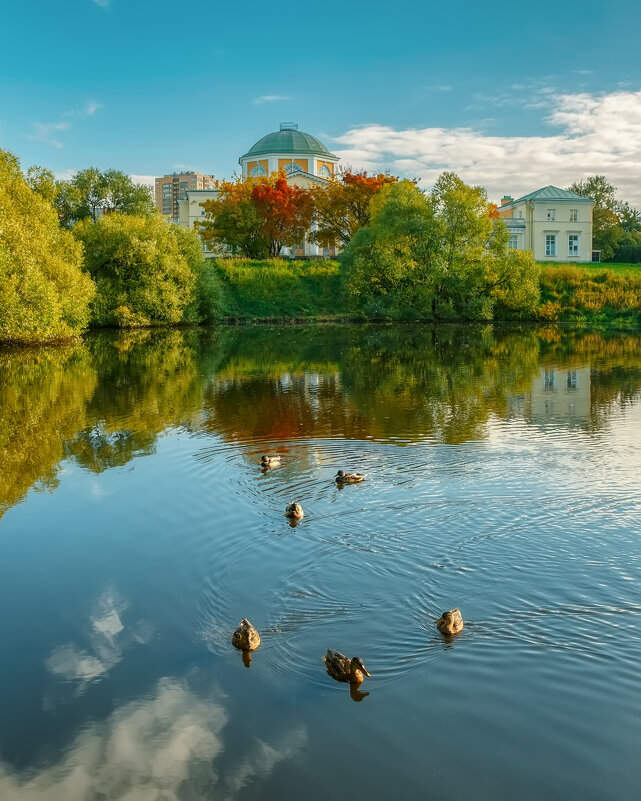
[
  {"x1": 498, "y1": 186, "x2": 595, "y2": 262},
  {"x1": 177, "y1": 122, "x2": 340, "y2": 258}
]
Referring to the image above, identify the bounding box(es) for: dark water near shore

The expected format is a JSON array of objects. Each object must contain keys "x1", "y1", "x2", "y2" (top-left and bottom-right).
[{"x1": 1, "y1": 324, "x2": 640, "y2": 800}]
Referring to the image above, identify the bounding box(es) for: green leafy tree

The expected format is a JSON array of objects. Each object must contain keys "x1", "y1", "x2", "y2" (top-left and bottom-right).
[
  {"x1": 74, "y1": 214, "x2": 204, "y2": 327},
  {"x1": 0, "y1": 149, "x2": 96, "y2": 343},
  {"x1": 341, "y1": 174, "x2": 540, "y2": 320},
  {"x1": 26, "y1": 165, "x2": 58, "y2": 202},
  {"x1": 56, "y1": 167, "x2": 154, "y2": 226},
  {"x1": 567, "y1": 175, "x2": 641, "y2": 260}
]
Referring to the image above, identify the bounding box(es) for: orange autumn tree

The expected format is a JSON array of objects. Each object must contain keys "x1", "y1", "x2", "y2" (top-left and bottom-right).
[
  {"x1": 198, "y1": 174, "x2": 313, "y2": 259},
  {"x1": 309, "y1": 168, "x2": 398, "y2": 249}
]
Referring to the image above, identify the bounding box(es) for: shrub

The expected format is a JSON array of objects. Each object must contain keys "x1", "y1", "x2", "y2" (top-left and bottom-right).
[
  {"x1": 74, "y1": 214, "x2": 206, "y2": 327},
  {"x1": 0, "y1": 149, "x2": 95, "y2": 343}
]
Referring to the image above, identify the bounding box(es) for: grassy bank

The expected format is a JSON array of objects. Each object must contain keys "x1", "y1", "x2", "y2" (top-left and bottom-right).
[
  {"x1": 538, "y1": 261, "x2": 641, "y2": 275},
  {"x1": 539, "y1": 265, "x2": 641, "y2": 323},
  {"x1": 212, "y1": 258, "x2": 347, "y2": 319},
  {"x1": 206, "y1": 258, "x2": 641, "y2": 325}
]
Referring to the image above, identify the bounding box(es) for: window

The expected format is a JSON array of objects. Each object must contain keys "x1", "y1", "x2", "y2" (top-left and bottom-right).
[
  {"x1": 284, "y1": 163, "x2": 303, "y2": 176},
  {"x1": 250, "y1": 164, "x2": 267, "y2": 177},
  {"x1": 569, "y1": 209, "x2": 578, "y2": 222},
  {"x1": 546, "y1": 209, "x2": 556, "y2": 221},
  {"x1": 566, "y1": 370, "x2": 577, "y2": 389},
  {"x1": 509, "y1": 234, "x2": 519, "y2": 249},
  {"x1": 544, "y1": 369, "x2": 556, "y2": 390},
  {"x1": 568, "y1": 234, "x2": 580, "y2": 256},
  {"x1": 318, "y1": 164, "x2": 331, "y2": 178},
  {"x1": 545, "y1": 234, "x2": 557, "y2": 256}
]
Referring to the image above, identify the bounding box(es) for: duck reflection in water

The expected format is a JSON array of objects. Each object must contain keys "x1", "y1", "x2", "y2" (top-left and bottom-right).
[
  {"x1": 241, "y1": 649, "x2": 253, "y2": 668},
  {"x1": 349, "y1": 684, "x2": 370, "y2": 702}
]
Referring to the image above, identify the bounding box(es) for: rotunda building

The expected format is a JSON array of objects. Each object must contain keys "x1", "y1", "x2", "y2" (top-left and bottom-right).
[{"x1": 239, "y1": 122, "x2": 339, "y2": 182}]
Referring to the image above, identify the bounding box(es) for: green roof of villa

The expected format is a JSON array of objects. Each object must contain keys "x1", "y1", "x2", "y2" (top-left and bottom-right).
[
  {"x1": 508, "y1": 185, "x2": 594, "y2": 204},
  {"x1": 241, "y1": 123, "x2": 336, "y2": 160}
]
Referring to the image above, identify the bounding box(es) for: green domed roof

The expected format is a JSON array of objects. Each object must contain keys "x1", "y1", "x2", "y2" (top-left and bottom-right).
[{"x1": 241, "y1": 123, "x2": 336, "y2": 160}]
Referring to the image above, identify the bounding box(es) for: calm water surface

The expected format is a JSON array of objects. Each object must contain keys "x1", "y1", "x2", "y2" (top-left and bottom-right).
[{"x1": 1, "y1": 324, "x2": 640, "y2": 800}]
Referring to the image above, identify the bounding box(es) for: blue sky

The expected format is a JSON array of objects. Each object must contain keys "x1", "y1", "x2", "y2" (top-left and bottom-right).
[{"x1": 2, "y1": 0, "x2": 641, "y2": 204}]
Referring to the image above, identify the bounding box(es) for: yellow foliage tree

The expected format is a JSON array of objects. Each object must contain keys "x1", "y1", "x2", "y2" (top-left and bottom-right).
[{"x1": 0, "y1": 149, "x2": 95, "y2": 343}]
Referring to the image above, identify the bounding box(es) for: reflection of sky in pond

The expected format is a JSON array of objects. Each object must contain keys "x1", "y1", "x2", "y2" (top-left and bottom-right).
[
  {"x1": 1, "y1": 327, "x2": 641, "y2": 800},
  {"x1": 45, "y1": 588, "x2": 153, "y2": 696},
  {"x1": 0, "y1": 674, "x2": 307, "y2": 800}
]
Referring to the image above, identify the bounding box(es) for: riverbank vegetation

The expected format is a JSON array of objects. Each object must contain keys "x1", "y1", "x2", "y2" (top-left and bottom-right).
[
  {"x1": 2, "y1": 146, "x2": 640, "y2": 343},
  {"x1": 0, "y1": 150, "x2": 95, "y2": 343}
]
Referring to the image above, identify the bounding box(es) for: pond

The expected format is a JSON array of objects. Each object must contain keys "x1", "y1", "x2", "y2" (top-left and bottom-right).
[{"x1": 1, "y1": 324, "x2": 640, "y2": 800}]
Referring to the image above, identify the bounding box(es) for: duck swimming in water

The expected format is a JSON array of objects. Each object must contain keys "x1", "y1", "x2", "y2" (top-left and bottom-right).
[
  {"x1": 260, "y1": 455, "x2": 281, "y2": 468},
  {"x1": 323, "y1": 649, "x2": 370, "y2": 684},
  {"x1": 231, "y1": 619, "x2": 261, "y2": 651},
  {"x1": 335, "y1": 470, "x2": 367, "y2": 484},
  {"x1": 285, "y1": 502, "x2": 304, "y2": 520},
  {"x1": 435, "y1": 608, "x2": 464, "y2": 635}
]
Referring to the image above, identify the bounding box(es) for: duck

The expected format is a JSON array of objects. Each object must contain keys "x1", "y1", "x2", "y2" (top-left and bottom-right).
[
  {"x1": 335, "y1": 470, "x2": 367, "y2": 484},
  {"x1": 435, "y1": 608, "x2": 464, "y2": 635},
  {"x1": 323, "y1": 649, "x2": 370, "y2": 684},
  {"x1": 260, "y1": 455, "x2": 281, "y2": 468},
  {"x1": 285, "y1": 502, "x2": 304, "y2": 520},
  {"x1": 231, "y1": 618, "x2": 261, "y2": 651}
]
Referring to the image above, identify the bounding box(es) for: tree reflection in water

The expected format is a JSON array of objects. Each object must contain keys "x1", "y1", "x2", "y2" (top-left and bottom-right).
[{"x1": 2, "y1": 325, "x2": 641, "y2": 516}]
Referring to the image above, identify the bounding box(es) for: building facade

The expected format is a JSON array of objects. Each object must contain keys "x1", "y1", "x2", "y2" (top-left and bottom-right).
[
  {"x1": 239, "y1": 122, "x2": 339, "y2": 183},
  {"x1": 177, "y1": 123, "x2": 340, "y2": 258},
  {"x1": 498, "y1": 186, "x2": 594, "y2": 262},
  {"x1": 155, "y1": 172, "x2": 217, "y2": 222}
]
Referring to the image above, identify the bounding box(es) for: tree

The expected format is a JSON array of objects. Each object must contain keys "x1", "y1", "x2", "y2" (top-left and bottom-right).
[
  {"x1": 56, "y1": 168, "x2": 154, "y2": 226},
  {"x1": 0, "y1": 149, "x2": 95, "y2": 343},
  {"x1": 73, "y1": 214, "x2": 204, "y2": 327},
  {"x1": 568, "y1": 175, "x2": 641, "y2": 260},
  {"x1": 198, "y1": 174, "x2": 313, "y2": 258},
  {"x1": 341, "y1": 174, "x2": 540, "y2": 320},
  {"x1": 26, "y1": 165, "x2": 58, "y2": 202},
  {"x1": 309, "y1": 168, "x2": 398, "y2": 248}
]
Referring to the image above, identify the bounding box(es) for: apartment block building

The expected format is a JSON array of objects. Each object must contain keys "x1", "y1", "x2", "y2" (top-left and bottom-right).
[{"x1": 154, "y1": 172, "x2": 217, "y2": 221}]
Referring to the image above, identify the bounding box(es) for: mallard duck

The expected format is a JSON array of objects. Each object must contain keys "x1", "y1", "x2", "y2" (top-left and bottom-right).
[
  {"x1": 260, "y1": 455, "x2": 281, "y2": 468},
  {"x1": 323, "y1": 649, "x2": 370, "y2": 684},
  {"x1": 335, "y1": 470, "x2": 367, "y2": 484},
  {"x1": 231, "y1": 618, "x2": 261, "y2": 651},
  {"x1": 285, "y1": 502, "x2": 304, "y2": 520},
  {"x1": 435, "y1": 608, "x2": 464, "y2": 635}
]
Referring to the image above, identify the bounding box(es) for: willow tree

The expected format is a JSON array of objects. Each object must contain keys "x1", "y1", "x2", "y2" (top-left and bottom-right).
[{"x1": 0, "y1": 149, "x2": 95, "y2": 343}]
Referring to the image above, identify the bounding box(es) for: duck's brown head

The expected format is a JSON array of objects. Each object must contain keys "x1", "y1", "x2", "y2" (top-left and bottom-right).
[{"x1": 350, "y1": 656, "x2": 370, "y2": 678}]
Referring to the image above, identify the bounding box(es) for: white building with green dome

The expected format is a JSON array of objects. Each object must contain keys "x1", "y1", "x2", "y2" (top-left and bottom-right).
[
  {"x1": 239, "y1": 122, "x2": 339, "y2": 183},
  {"x1": 178, "y1": 122, "x2": 340, "y2": 258}
]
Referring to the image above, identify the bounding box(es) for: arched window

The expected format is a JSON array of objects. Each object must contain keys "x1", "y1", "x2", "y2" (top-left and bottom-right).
[
  {"x1": 284, "y1": 162, "x2": 303, "y2": 176},
  {"x1": 318, "y1": 165, "x2": 331, "y2": 178},
  {"x1": 250, "y1": 164, "x2": 267, "y2": 177}
]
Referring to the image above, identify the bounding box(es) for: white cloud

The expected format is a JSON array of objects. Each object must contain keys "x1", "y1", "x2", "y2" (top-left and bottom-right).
[
  {"x1": 84, "y1": 100, "x2": 102, "y2": 116},
  {"x1": 92, "y1": 0, "x2": 109, "y2": 7},
  {"x1": 129, "y1": 174, "x2": 156, "y2": 189},
  {"x1": 53, "y1": 168, "x2": 75, "y2": 181},
  {"x1": 253, "y1": 94, "x2": 292, "y2": 104},
  {"x1": 28, "y1": 121, "x2": 70, "y2": 148},
  {"x1": 332, "y1": 88, "x2": 641, "y2": 206}
]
